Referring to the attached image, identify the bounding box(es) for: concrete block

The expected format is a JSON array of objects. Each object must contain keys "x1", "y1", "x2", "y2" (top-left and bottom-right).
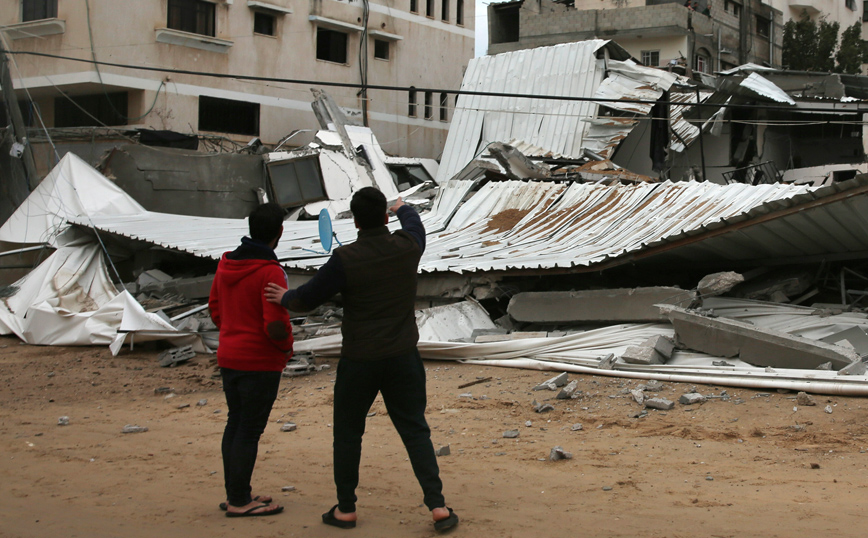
[
  {"x1": 621, "y1": 345, "x2": 665, "y2": 365},
  {"x1": 630, "y1": 389, "x2": 645, "y2": 404},
  {"x1": 533, "y1": 372, "x2": 568, "y2": 391},
  {"x1": 647, "y1": 335, "x2": 676, "y2": 359},
  {"x1": 662, "y1": 305, "x2": 860, "y2": 370},
  {"x1": 597, "y1": 353, "x2": 618, "y2": 370},
  {"x1": 556, "y1": 380, "x2": 579, "y2": 399},
  {"x1": 679, "y1": 393, "x2": 707, "y2": 405},
  {"x1": 838, "y1": 359, "x2": 868, "y2": 376},
  {"x1": 507, "y1": 287, "x2": 695, "y2": 323},
  {"x1": 644, "y1": 398, "x2": 674, "y2": 410},
  {"x1": 549, "y1": 446, "x2": 573, "y2": 461},
  {"x1": 698, "y1": 271, "x2": 745, "y2": 298}
]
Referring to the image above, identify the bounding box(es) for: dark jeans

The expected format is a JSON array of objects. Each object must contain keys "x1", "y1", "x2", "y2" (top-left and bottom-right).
[
  {"x1": 333, "y1": 348, "x2": 445, "y2": 513},
  {"x1": 221, "y1": 367, "x2": 281, "y2": 507}
]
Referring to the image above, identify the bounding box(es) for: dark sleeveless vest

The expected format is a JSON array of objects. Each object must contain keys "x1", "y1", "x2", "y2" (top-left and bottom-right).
[{"x1": 335, "y1": 226, "x2": 421, "y2": 360}]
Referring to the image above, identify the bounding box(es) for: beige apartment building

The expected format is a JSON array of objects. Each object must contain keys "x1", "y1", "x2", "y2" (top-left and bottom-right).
[{"x1": 1, "y1": 0, "x2": 474, "y2": 158}]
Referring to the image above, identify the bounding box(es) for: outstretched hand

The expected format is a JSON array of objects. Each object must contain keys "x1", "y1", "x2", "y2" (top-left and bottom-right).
[
  {"x1": 388, "y1": 197, "x2": 405, "y2": 214},
  {"x1": 264, "y1": 282, "x2": 288, "y2": 305}
]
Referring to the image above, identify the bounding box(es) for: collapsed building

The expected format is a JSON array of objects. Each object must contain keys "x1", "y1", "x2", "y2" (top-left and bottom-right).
[{"x1": 3, "y1": 40, "x2": 868, "y2": 395}]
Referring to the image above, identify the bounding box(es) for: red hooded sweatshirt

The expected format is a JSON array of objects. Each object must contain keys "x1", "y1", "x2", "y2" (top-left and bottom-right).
[{"x1": 209, "y1": 237, "x2": 293, "y2": 371}]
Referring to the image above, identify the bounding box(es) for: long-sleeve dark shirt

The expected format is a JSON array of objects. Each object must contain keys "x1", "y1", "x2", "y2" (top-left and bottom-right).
[{"x1": 281, "y1": 204, "x2": 425, "y2": 312}]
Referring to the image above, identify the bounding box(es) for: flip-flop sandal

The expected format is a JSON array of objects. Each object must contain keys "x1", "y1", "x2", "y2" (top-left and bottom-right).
[
  {"x1": 322, "y1": 504, "x2": 356, "y2": 529},
  {"x1": 433, "y1": 507, "x2": 459, "y2": 532},
  {"x1": 225, "y1": 503, "x2": 283, "y2": 518},
  {"x1": 219, "y1": 495, "x2": 271, "y2": 511}
]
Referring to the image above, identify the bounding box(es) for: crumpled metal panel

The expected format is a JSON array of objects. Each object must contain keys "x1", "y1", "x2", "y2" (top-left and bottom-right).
[
  {"x1": 739, "y1": 72, "x2": 796, "y2": 105},
  {"x1": 592, "y1": 60, "x2": 678, "y2": 115},
  {"x1": 669, "y1": 90, "x2": 713, "y2": 153}
]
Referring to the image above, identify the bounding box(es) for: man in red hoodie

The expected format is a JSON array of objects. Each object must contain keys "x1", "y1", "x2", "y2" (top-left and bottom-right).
[{"x1": 209, "y1": 202, "x2": 293, "y2": 518}]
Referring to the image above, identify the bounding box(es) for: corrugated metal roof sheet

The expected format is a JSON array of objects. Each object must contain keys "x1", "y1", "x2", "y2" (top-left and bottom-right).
[{"x1": 71, "y1": 176, "x2": 868, "y2": 276}]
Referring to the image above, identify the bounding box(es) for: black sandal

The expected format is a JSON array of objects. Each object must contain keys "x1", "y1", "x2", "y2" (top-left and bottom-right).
[
  {"x1": 322, "y1": 504, "x2": 357, "y2": 529},
  {"x1": 434, "y1": 507, "x2": 459, "y2": 532}
]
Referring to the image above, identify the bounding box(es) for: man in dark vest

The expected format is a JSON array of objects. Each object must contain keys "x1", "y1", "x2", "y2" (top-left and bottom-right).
[{"x1": 264, "y1": 187, "x2": 458, "y2": 532}]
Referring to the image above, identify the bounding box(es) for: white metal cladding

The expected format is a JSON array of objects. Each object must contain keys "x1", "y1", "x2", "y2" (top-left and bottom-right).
[
  {"x1": 71, "y1": 177, "x2": 868, "y2": 276},
  {"x1": 437, "y1": 41, "x2": 611, "y2": 184}
]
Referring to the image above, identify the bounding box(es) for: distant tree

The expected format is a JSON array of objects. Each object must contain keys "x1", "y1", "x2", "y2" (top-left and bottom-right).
[
  {"x1": 781, "y1": 10, "x2": 841, "y2": 72},
  {"x1": 835, "y1": 22, "x2": 865, "y2": 74},
  {"x1": 815, "y1": 19, "x2": 839, "y2": 72}
]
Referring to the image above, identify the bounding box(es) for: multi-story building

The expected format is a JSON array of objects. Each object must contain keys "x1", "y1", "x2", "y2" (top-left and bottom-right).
[
  {"x1": 767, "y1": 0, "x2": 861, "y2": 30},
  {"x1": 1, "y1": 0, "x2": 474, "y2": 158},
  {"x1": 487, "y1": 0, "x2": 783, "y2": 74}
]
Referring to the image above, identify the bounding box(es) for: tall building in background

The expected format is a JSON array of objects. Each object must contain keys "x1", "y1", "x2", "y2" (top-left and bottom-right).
[
  {"x1": 1, "y1": 0, "x2": 474, "y2": 158},
  {"x1": 487, "y1": 0, "x2": 782, "y2": 74}
]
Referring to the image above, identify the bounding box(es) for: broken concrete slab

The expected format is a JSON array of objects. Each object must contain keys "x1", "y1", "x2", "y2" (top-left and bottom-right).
[
  {"x1": 549, "y1": 446, "x2": 573, "y2": 461},
  {"x1": 661, "y1": 305, "x2": 861, "y2": 371},
  {"x1": 621, "y1": 345, "x2": 665, "y2": 365},
  {"x1": 533, "y1": 400, "x2": 555, "y2": 413},
  {"x1": 630, "y1": 389, "x2": 645, "y2": 404},
  {"x1": 644, "y1": 398, "x2": 675, "y2": 410},
  {"x1": 158, "y1": 345, "x2": 195, "y2": 367},
  {"x1": 820, "y1": 326, "x2": 868, "y2": 356},
  {"x1": 838, "y1": 359, "x2": 867, "y2": 376},
  {"x1": 533, "y1": 372, "x2": 569, "y2": 391},
  {"x1": 508, "y1": 287, "x2": 695, "y2": 323},
  {"x1": 597, "y1": 353, "x2": 618, "y2": 370},
  {"x1": 697, "y1": 271, "x2": 745, "y2": 298},
  {"x1": 679, "y1": 393, "x2": 707, "y2": 405},
  {"x1": 796, "y1": 392, "x2": 816, "y2": 406},
  {"x1": 556, "y1": 380, "x2": 579, "y2": 399}
]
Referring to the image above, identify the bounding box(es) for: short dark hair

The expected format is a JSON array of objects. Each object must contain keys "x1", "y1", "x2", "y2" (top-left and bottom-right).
[
  {"x1": 350, "y1": 187, "x2": 387, "y2": 230},
  {"x1": 248, "y1": 203, "x2": 284, "y2": 243}
]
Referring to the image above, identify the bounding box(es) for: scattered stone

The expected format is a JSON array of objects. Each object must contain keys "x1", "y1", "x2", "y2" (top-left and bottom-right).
[
  {"x1": 122, "y1": 425, "x2": 148, "y2": 433},
  {"x1": 281, "y1": 486, "x2": 296, "y2": 492},
  {"x1": 197, "y1": 399, "x2": 208, "y2": 406},
  {"x1": 796, "y1": 392, "x2": 817, "y2": 406},
  {"x1": 597, "y1": 353, "x2": 617, "y2": 370},
  {"x1": 810, "y1": 462, "x2": 820, "y2": 469},
  {"x1": 628, "y1": 410, "x2": 648, "y2": 419},
  {"x1": 366, "y1": 412, "x2": 376, "y2": 417},
  {"x1": 602, "y1": 486, "x2": 613, "y2": 491},
  {"x1": 282, "y1": 362, "x2": 316, "y2": 377},
  {"x1": 435, "y1": 445, "x2": 451, "y2": 457},
  {"x1": 621, "y1": 345, "x2": 665, "y2": 365},
  {"x1": 644, "y1": 398, "x2": 675, "y2": 411},
  {"x1": 458, "y1": 393, "x2": 473, "y2": 399},
  {"x1": 525, "y1": 421, "x2": 533, "y2": 427},
  {"x1": 556, "y1": 380, "x2": 579, "y2": 399},
  {"x1": 163, "y1": 393, "x2": 175, "y2": 400},
  {"x1": 533, "y1": 372, "x2": 569, "y2": 391},
  {"x1": 495, "y1": 452, "x2": 506, "y2": 456},
  {"x1": 47, "y1": 372, "x2": 55, "y2": 378},
  {"x1": 154, "y1": 387, "x2": 173, "y2": 394},
  {"x1": 824, "y1": 405, "x2": 833, "y2": 414},
  {"x1": 697, "y1": 271, "x2": 744, "y2": 298},
  {"x1": 705, "y1": 476, "x2": 714, "y2": 481},
  {"x1": 158, "y1": 345, "x2": 195, "y2": 367},
  {"x1": 281, "y1": 422, "x2": 297, "y2": 432},
  {"x1": 630, "y1": 389, "x2": 645, "y2": 405},
  {"x1": 177, "y1": 403, "x2": 190, "y2": 409},
  {"x1": 712, "y1": 360, "x2": 734, "y2": 367},
  {"x1": 503, "y1": 430, "x2": 520, "y2": 439},
  {"x1": 815, "y1": 362, "x2": 833, "y2": 370},
  {"x1": 213, "y1": 409, "x2": 222, "y2": 414},
  {"x1": 57, "y1": 416, "x2": 69, "y2": 426},
  {"x1": 643, "y1": 380, "x2": 664, "y2": 392},
  {"x1": 679, "y1": 393, "x2": 707, "y2": 405},
  {"x1": 570, "y1": 423, "x2": 583, "y2": 431},
  {"x1": 533, "y1": 400, "x2": 555, "y2": 413},
  {"x1": 549, "y1": 446, "x2": 573, "y2": 461}
]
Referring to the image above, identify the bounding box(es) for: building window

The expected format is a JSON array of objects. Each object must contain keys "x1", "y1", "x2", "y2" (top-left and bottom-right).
[
  {"x1": 864, "y1": 0, "x2": 868, "y2": 20},
  {"x1": 316, "y1": 28, "x2": 348, "y2": 64},
  {"x1": 724, "y1": 0, "x2": 741, "y2": 17},
  {"x1": 456, "y1": 0, "x2": 464, "y2": 24},
  {"x1": 55, "y1": 93, "x2": 128, "y2": 127},
  {"x1": 441, "y1": 0, "x2": 449, "y2": 21},
  {"x1": 694, "y1": 49, "x2": 710, "y2": 74},
  {"x1": 846, "y1": 0, "x2": 856, "y2": 10},
  {"x1": 410, "y1": 0, "x2": 418, "y2": 12},
  {"x1": 408, "y1": 87, "x2": 417, "y2": 117},
  {"x1": 168, "y1": 0, "x2": 216, "y2": 37},
  {"x1": 374, "y1": 39, "x2": 390, "y2": 60},
  {"x1": 439, "y1": 92, "x2": 448, "y2": 121},
  {"x1": 491, "y1": 4, "x2": 520, "y2": 43},
  {"x1": 267, "y1": 157, "x2": 327, "y2": 208},
  {"x1": 426, "y1": 0, "x2": 434, "y2": 17},
  {"x1": 22, "y1": 0, "x2": 57, "y2": 21},
  {"x1": 424, "y1": 91, "x2": 433, "y2": 120},
  {"x1": 199, "y1": 96, "x2": 260, "y2": 135},
  {"x1": 755, "y1": 15, "x2": 770, "y2": 37},
  {"x1": 641, "y1": 50, "x2": 660, "y2": 67},
  {"x1": 254, "y1": 12, "x2": 276, "y2": 35}
]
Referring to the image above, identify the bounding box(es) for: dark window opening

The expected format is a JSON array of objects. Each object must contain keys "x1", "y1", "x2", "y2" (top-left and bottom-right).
[
  {"x1": 864, "y1": 0, "x2": 868, "y2": 21},
  {"x1": 426, "y1": 0, "x2": 434, "y2": 17},
  {"x1": 198, "y1": 96, "x2": 259, "y2": 135},
  {"x1": 456, "y1": 0, "x2": 464, "y2": 24},
  {"x1": 388, "y1": 164, "x2": 433, "y2": 191},
  {"x1": 491, "y1": 5, "x2": 520, "y2": 44},
  {"x1": 267, "y1": 157, "x2": 328, "y2": 208},
  {"x1": 442, "y1": 0, "x2": 449, "y2": 21},
  {"x1": 55, "y1": 92, "x2": 128, "y2": 127},
  {"x1": 724, "y1": 0, "x2": 741, "y2": 17},
  {"x1": 846, "y1": 0, "x2": 856, "y2": 10},
  {"x1": 374, "y1": 39, "x2": 389, "y2": 60},
  {"x1": 439, "y1": 92, "x2": 448, "y2": 121},
  {"x1": 22, "y1": 0, "x2": 57, "y2": 21},
  {"x1": 168, "y1": 0, "x2": 216, "y2": 37},
  {"x1": 410, "y1": 0, "x2": 418, "y2": 12},
  {"x1": 424, "y1": 91, "x2": 433, "y2": 120},
  {"x1": 316, "y1": 28, "x2": 348, "y2": 63},
  {"x1": 756, "y1": 15, "x2": 770, "y2": 38},
  {"x1": 254, "y1": 12, "x2": 276, "y2": 35},
  {"x1": 408, "y1": 87, "x2": 417, "y2": 117}
]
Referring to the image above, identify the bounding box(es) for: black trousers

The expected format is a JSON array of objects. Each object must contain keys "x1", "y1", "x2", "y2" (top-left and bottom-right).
[
  {"x1": 221, "y1": 367, "x2": 281, "y2": 507},
  {"x1": 333, "y1": 348, "x2": 445, "y2": 513}
]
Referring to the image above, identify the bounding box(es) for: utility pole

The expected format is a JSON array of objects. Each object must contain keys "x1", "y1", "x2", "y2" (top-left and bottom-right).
[{"x1": 0, "y1": 46, "x2": 38, "y2": 191}]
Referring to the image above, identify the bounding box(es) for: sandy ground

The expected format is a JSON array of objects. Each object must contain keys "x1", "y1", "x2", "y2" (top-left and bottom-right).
[{"x1": 2, "y1": 335, "x2": 868, "y2": 538}]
